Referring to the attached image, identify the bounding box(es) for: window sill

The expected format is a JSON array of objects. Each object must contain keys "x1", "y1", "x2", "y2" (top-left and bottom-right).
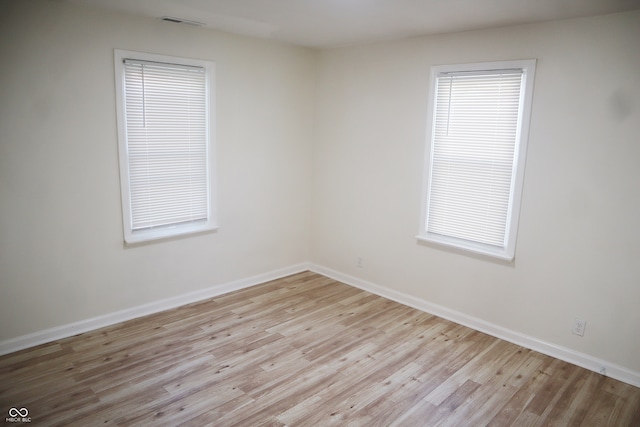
[
  {"x1": 416, "y1": 233, "x2": 515, "y2": 262},
  {"x1": 124, "y1": 223, "x2": 219, "y2": 246}
]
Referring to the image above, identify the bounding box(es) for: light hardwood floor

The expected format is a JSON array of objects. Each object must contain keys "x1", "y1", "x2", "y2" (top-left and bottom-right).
[{"x1": 1, "y1": 271, "x2": 639, "y2": 426}]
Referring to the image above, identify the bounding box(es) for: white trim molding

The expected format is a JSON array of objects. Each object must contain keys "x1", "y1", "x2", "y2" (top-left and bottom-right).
[
  {"x1": 0, "y1": 263, "x2": 310, "y2": 356},
  {"x1": 308, "y1": 264, "x2": 640, "y2": 389},
  {"x1": 2, "y1": 262, "x2": 638, "y2": 389}
]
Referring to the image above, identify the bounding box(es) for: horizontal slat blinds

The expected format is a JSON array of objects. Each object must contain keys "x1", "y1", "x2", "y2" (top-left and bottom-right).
[
  {"x1": 123, "y1": 59, "x2": 209, "y2": 231},
  {"x1": 426, "y1": 70, "x2": 524, "y2": 248}
]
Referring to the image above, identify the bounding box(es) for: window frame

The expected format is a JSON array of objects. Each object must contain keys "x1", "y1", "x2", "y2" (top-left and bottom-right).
[
  {"x1": 114, "y1": 49, "x2": 218, "y2": 245},
  {"x1": 418, "y1": 59, "x2": 536, "y2": 261}
]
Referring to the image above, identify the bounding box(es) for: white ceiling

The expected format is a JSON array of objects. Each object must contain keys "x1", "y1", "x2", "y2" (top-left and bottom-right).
[{"x1": 68, "y1": 0, "x2": 640, "y2": 48}]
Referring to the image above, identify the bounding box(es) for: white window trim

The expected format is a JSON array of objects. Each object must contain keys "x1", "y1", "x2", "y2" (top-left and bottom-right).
[
  {"x1": 114, "y1": 49, "x2": 218, "y2": 244},
  {"x1": 417, "y1": 59, "x2": 536, "y2": 261}
]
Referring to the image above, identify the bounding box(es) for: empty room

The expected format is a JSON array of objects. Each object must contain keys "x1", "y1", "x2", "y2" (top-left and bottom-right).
[{"x1": 1, "y1": 0, "x2": 639, "y2": 425}]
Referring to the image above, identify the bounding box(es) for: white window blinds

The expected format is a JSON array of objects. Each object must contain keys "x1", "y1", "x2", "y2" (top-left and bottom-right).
[
  {"x1": 115, "y1": 50, "x2": 217, "y2": 244},
  {"x1": 420, "y1": 60, "x2": 536, "y2": 260},
  {"x1": 123, "y1": 59, "x2": 208, "y2": 231}
]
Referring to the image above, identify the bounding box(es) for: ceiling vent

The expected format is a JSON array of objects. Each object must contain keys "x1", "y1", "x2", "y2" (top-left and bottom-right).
[{"x1": 160, "y1": 17, "x2": 205, "y2": 27}]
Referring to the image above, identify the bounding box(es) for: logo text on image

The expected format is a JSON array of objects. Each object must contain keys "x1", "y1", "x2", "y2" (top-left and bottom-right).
[{"x1": 6, "y1": 407, "x2": 31, "y2": 423}]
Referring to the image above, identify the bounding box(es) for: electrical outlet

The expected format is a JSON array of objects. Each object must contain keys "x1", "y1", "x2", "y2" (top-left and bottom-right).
[
  {"x1": 572, "y1": 319, "x2": 586, "y2": 336},
  {"x1": 356, "y1": 257, "x2": 364, "y2": 268}
]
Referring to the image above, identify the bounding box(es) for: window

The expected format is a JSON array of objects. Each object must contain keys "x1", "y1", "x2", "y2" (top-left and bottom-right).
[
  {"x1": 114, "y1": 50, "x2": 217, "y2": 244},
  {"x1": 418, "y1": 60, "x2": 536, "y2": 260}
]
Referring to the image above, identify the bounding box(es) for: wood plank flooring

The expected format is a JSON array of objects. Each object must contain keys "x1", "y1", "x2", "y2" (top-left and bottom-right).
[{"x1": 1, "y1": 271, "x2": 639, "y2": 426}]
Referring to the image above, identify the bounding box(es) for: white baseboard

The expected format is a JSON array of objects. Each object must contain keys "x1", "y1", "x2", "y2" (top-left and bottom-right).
[
  {"x1": 0, "y1": 263, "x2": 310, "y2": 357},
  {"x1": 308, "y1": 263, "x2": 640, "y2": 389},
  {"x1": 2, "y1": 261, "x2": 638, "y2": 389}
]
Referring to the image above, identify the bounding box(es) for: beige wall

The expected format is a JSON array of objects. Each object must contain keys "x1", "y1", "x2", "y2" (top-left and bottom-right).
[
  {"x1": 0, "y1": 1, "x2": 315, "y2": 339},
  {"x1": 312, "y1": 11, "x2": 640, "y2": 372},
  {"x1": 1, "y1": 0, "x2": 639, "y2": 376}
]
